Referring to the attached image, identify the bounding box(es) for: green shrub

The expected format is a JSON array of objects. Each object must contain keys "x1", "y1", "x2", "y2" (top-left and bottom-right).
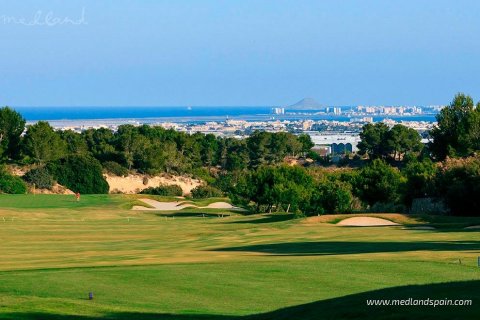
[
  {"x1": 0, "y1": 173, "x2": 27, "y2": 194},
  {"x1": 191, "y1": 185, "x2": 223, "y2": 199},
  {"x1": 103, "y1": 161, "x2": 128, "y2": 176},
  {"x1": 436, "y1": 156, "x2": 480, "y2": 216},
  {"x1": 370, "y1": 202, "x2": 406, "y2": 213},
  {"x1": 23, "y1": 167, "x2": 54, "y2": 189},
  {"x1": 307, "y1": 180, "x2": 353, "y2": 215},
  {"x1": 48, "y1": 155, "x2": 109, "y2": 194},
  {"x1": 402, "y1": 157, "x2": 437, "y2": 206},
  {"x1": 140, "y1": 184, "x2": 183, "y2": 196},
  {"x1": 353, "y1": 159, "x2": 404, "y2": 206},
  {"x1": 191, "y1": 167, "x2": 216, "y2": 184},
  {"x1": 306, "y1": 150, "x2": 322, "y2": 162}
]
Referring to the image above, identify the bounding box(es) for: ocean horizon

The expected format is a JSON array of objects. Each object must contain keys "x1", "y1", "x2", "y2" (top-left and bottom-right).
[{"x1": 11, "y1": 106, "x2": 437, "y2": 123}]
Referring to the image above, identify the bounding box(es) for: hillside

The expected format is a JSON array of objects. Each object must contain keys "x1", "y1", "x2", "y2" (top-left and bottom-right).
[
  {"x1": 287, "y1": 97, "x2": 322, "y2": 109},
  {"x1": 105, "y1": 173, "x2": 203, "y2": 195}
]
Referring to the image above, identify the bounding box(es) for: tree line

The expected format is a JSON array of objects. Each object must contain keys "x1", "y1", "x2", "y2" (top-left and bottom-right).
[
  {"x1": 0, "y1": 108, "x2": 314, "y2": 194},
  {"x1": 0, "y1": 114, "x2": 314, "y2": 173}
]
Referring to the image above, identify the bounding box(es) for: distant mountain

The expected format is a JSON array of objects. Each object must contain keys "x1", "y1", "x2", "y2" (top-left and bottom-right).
[{"x1": 287, "y1": 98, "x2": 322, "y2": 109}]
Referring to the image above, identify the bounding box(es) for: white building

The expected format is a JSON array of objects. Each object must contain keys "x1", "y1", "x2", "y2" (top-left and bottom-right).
[{"x1": 308, "y1": 132, "x2": 361, "y2": 154}]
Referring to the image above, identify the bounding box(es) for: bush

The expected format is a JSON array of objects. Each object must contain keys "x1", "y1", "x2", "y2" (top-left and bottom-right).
[
  {"x1": 307, "y1": 180, "x2": 353, "y2": 215},
  {"x1": 0, "y1": 173, "x2": 27, "y2": 194},
  {"x1": 353, "y1": 159, "x2": 404, "y2": 207},
  {"x1": 306, "y1": 150, "x2": 322, "y2": 162},
  {"x1": 402, "y1": 157, "x2": 437, "y2": 207},
  {"x1": 103, "y1": 161, "x2": 128, "y2": 176},
  {"x1": 191, "y1": 185, "x2": 223, "y2": 199},
  {"x1": 48, "y1": 155, "x2": 109, "y2": 194},
  {"x1": 228, "y1": 165, "x2": 313, "y2": 212},
  {"x1": 23, "y1": 167, "x2": 54, "y2": 189},
  {"x1": 436, "y1": 156, "x2": 480, "y2": 216},
  {"x1": 370, "y1": 202, "x2": 406, "y2": 213},
  {"x1": 140, "y1": 184, "x2": 183, "y2": 196},
  {"x1": 191, "y1": 167, "x2": 216, "y2": 184}
]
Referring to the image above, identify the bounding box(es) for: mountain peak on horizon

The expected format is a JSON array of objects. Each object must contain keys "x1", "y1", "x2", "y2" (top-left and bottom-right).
[{"x1": 287, "y1": 98, "x2": 322, "y2": 109}]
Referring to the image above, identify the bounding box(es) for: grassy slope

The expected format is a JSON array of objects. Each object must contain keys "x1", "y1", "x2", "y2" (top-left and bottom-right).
[{"x1": 0, "y1": 195, "x2": 479, "y2": 319}]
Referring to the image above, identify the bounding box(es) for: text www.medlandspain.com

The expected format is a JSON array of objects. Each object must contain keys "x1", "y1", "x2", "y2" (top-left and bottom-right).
[{"x1": 366, "y1": 298, "x2": 472, "y2": 307}]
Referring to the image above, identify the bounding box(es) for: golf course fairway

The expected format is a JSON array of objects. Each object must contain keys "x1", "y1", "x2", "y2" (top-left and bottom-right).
[{"x1": 0, "y1": 195, "x2": 479, "y2": 319}]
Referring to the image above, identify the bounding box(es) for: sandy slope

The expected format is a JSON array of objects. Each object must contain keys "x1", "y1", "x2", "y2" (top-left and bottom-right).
[
  {"x1": 337, "y1": 217, "x2": 399, "y2": 226},
  {"x1": 105, "y1": 174, "x2": 202, "y2": 195}
]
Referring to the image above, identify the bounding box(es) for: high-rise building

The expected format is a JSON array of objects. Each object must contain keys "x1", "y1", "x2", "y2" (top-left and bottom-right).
[{"x1": 272, "y1": 107, "x2": 285, "y2": 115}]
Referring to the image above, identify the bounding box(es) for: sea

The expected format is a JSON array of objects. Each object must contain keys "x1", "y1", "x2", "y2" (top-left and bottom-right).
[{"x1": 11, "y1": 106, "x2": 437, "y2": 123}]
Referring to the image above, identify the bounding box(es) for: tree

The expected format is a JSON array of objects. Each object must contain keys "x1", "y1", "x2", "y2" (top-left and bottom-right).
[
  {"x1": 191, "y1": 185, "x2": 223, "y2": 199},
  {"x1": 0, "y1": 107, "x2": 26, "y2": 160},
  {"x1": 307, "y1": 179, "x2": 353, "y2": 214},
  {"x1": 59, "y1": 130, "x2": 88, "y2": 155},
  {"x1": 247, "y1": 131, "x2": 270, "y2": 167},
  {"x1": 436, "y1": 156, "x2": 480, "y2": 216},
  {"x1": 233, "y1": 165, "x2": 313, "y2": 213},
  {"x1": 246, "y1": 131, "x2": 305, "y2": 167},
  {"x1": 354, "y1": 159, "x2": 404, "y2": 206},
  {"x1": 402, "y1": 156, "x2": 437, "y2": 206},
  {"x1": 386, "y1": 124, "x2": 423, "y2": 160},
  {"x1": 23, "y1": 167, "x2": 54, "y2": 189},
  {"x1": 140, "y1": 184, "x2": 183, "y2": 196},
  {"x1": 48, "y1": 155, "x2": 109, "y2": 194},
  {"x1": 82, "y1": 128, "x2": 118, "y2": 163},
  {"x1": 201, "y1": 134, "x2": 219, "y2": 168},
  {"x1": 357, "y1": 123, "x2": 390, "y2": 159},
  {"x1": 430, "y1": 93, "x2": 480, "y2": 160},
  {"x1": 115, "y1": 125, "x2": 140, "y2": 170},
  {"x1": 163, "y1": 141, "x2": 186, "y2": 173},
  {"x1": 298, "y1": 133, "x2": 315, "y2": 155},
  {"x1": 358, "y1": 123, "x2": 423, "y2": 160},
  {"x1": 22, "y1": 121, "x2": 67, "y2": 163}
]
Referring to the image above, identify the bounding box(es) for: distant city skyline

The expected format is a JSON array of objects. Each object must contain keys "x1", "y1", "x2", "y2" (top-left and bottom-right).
[{"x1": 1, "y1": 1, "x2": 479, "y2": 107}]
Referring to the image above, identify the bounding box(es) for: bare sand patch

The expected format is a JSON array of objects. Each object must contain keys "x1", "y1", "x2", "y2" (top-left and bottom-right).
[
  {"x1": 132, "y1": 199, "x2": 240, "y2": 211},
  {"x1": 337, "y1": 217, "x2": 399, "y2": 227},
  {"x1": 32, "y1": 183, "x2": 74, "y2": 195},
  {"x1": 105, "y1": 174, "x2": 202, "y2": 195}
]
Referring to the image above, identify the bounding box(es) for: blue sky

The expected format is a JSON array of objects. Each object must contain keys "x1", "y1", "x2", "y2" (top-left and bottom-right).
[{"x1": 1, "y1": 0, "x2": 479, "y2": 106}]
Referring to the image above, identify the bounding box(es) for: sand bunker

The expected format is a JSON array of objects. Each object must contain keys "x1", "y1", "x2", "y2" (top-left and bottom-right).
[
  {"x1": 337, "y1": 217, "x2": 399, "y2": 227},
  {"x1": 132, "y1": 199, "x2": 195, "y2": 211},
  {"x1": 132, "y1": 199, "x2": 240, "y2": 211},
  {"x1": 205, "y1": 202, "x2": 235, "y2": 209}
]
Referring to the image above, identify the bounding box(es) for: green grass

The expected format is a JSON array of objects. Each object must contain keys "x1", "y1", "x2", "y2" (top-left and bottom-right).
[
  {"x1": 0, "y1": 194, "x2": 131, "y2": 210},
  {"x1": 0, "y1": 194, "x2": 479, "y2": 319}
]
